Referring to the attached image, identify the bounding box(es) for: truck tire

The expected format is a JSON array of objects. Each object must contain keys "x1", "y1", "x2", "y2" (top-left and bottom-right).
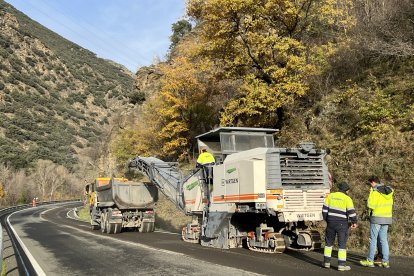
[
  {"x1": 148, "y1": 222, "x2": 155, "y2": 232},
  {"x1": 107, "y1": 222, "x2": 115, "y2": 234},
  {"x1": 139, "y1": 221, "x2": 155, "y2": 233},
  {"x1": 91, "y1": 224, "x2": 100, "y2": 230},
  {"x1": 106, "y1": 222, "x2": 122, "y2": 234},
  {"x1": 113, "y1": 223, "x2": 122, "y2": 234},
  {"x1": 101, "y1": 212, "x2": 107, "y2": 233},
  {"x1": 138, "y1": 222, "x2": 145, "y2": 233}
]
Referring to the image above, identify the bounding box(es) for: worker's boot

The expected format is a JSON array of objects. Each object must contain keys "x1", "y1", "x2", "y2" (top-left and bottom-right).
[
  {"x1": 323, "y1": 263, "x2": 330, "y2": 269},
  {"x1": 360, "y1": 259, "x2": 375, "y2": 267},
  {"x1": 338, "y1": 265, "x2": 351, "y2": 271},
  {"x1": 381, "y1": 262, "x2": 390, "y2": 268}
]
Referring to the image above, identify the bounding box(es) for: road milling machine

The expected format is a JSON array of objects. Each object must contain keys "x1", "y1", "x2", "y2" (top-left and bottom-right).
[
  {"x1": 86, "y1": 177, "x2": 158, "y2": 234},
  {"x1": 127, "y1": 127, "x2": 331, "y2": 253}
]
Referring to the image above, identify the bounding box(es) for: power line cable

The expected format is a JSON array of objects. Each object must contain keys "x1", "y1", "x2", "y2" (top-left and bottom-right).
[
  {"x1": 21, "y1": 0, "x2": 144, "y2": 70},
  {"x1": 39, "y1": 0, "x2": 153, "y2": 67},
  {"x1": 43, "y1": 0, "x2": 153, "y2": 66}
]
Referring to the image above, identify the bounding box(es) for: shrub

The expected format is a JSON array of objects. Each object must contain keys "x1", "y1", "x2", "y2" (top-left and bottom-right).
[
  {"x1": 128, "y1": 90, "x2": 145, "y2": 105},
  {"x1": 33, "y1": 48, "x2": 46, "y2": 58},
  {"x1": 25, "y1": 57, "x2": 36, "y2": 67},
  {"x1": 74, "y1": 141, "x2": 84, "y2": 148}
]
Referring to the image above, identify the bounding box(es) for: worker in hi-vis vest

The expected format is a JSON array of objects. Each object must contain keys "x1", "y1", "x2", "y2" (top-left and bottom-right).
[
  {"x1": 196, "y1": 147, "x2": 215, "y2": 166},
  {"x1": 360, "y1": 175, "x2": 394, "y2": 269},
  {"x1": 196, "y1": 147, "x2": 215, "y2": 186},
  {"x1": 322, "y1": 182, "x2": 358, "y2": 271}
]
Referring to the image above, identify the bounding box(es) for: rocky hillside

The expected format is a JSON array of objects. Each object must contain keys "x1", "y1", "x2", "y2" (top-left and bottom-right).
[
  {"x1": 0, "y1": 0, "x2": 142, "y2": 171},
  {"x1": 135, "y1": 65, "x2": 163, "y2": 99}
]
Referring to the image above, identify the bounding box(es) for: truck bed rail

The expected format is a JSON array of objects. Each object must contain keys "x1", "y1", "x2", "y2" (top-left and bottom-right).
[{"x1": 127, "y1": 156, "x2": 186, "y2": 212}]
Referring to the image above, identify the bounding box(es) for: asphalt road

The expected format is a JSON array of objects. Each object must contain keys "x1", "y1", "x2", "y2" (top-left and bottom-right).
[{"x1": 8, "y1": 202, "x2": 414, "y2": 275}]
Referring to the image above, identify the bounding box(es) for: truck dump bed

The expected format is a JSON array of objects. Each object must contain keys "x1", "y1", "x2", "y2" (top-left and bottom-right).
[{"x1": 96, "y1": 178, "x2": 158, "y2": 209}]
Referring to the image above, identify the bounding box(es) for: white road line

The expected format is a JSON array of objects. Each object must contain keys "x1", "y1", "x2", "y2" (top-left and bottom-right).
[
  {"x1": 65, "y1": 207, "x2": 180, "y2": 234},
  {"x1": 12, "y1": 204, "x2": 263, "y2": 276},
  {"x1": 39, "y1": 206, "x2": 60, "y2": 221},
  {"x1": 49, "y1": 221, "x2": 185, "y2": 256},
  {"x1": 40, "y1": 207, "x2": 183, "y2": 256},
  {"x1": 39, "y1": 205, "x2": 83, "y2": 222},
  {"x1": 7, "y1": 210, "x2": 47, "y2": 276},
  {"x1": 66, "y1": 209, "x2": 78, "y2": 220},
  {"x1": 65, "y1": 209, "x2": 89, "y2": 223},
  {"x1": 47, "y1": 220, "x2": 263, "y2": 275},
  {"x1": 154, "y1": 229, "x2": 180, "y2": 235}
]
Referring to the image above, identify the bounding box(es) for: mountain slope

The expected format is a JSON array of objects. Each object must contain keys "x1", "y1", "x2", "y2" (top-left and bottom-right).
[{"x1": 0, "y1": 0, "x2": 140, "y2": 170}]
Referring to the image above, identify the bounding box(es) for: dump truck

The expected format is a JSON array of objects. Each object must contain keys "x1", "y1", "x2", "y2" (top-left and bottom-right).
[
  {"x1": 85, "y1": 177, "x2": 158, "y2": 234},
  {"x1": 127, "y1": 127, "x2": 331, "y2": 252}
]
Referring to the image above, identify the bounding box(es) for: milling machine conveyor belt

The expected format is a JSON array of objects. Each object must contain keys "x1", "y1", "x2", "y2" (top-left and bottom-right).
[{"x1": 127, "y1": 156, "x2": 185, "y2": 211}]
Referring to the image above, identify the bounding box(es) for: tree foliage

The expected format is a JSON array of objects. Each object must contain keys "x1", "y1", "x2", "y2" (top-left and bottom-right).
[
  {"x1": 155, "y1": 53, "x2": 220, "y2": 160},
  {"x1": 32, "y1": 159, "x2": 70, "y2": 201},
  {"x1": 187, "y1": 0, "x2": 353, "y2": 126},
  {"x1": 113, "y1": 37, "x2": 225, "y2": 163},
  {"x1": 169, "y1": 19, "x2": 192, "y2": 50},
  {"x1": 0, "y1": 161, "x2": 81, "y2": 207}
]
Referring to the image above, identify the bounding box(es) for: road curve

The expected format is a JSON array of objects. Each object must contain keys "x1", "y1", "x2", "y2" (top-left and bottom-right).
[{"x1": 7, "y1": 202, "x2": 414, "y2": 276}]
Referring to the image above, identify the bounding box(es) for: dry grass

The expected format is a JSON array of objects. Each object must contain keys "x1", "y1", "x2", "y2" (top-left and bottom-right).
[
  {"x1": 154, "y1": 193, "x2": 192, "y2": 232},
  {"x1": 279, "y1": 85, "x2": 414, "y2": 256},
  {"x1": 77, "y1": 205, "x2": 91, "y2": 222}
]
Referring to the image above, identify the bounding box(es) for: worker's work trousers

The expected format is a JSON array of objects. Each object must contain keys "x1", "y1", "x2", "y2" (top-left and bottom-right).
[
  {"x1": 200, "y1": 163, "x2": 214, "y2": 185},
  {"x1": 324, "y1": 222, "x2": 349, "y2": 266},
  {"x1": 367, "y1": 224, "x2": 389, "y2": 262}
]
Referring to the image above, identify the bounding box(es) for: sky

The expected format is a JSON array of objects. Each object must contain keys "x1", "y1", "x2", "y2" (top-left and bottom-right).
[{"x1": 5, "y1": 0, "x2": 187, "y2": 72}]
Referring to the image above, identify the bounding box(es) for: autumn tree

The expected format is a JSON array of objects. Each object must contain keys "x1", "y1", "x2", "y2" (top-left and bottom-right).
[
  {"x1": 0, "y1": 183, "x2": 5, "y2": 199},
  {"x1": 111, "y1": 110, "x2": 164, "y2": 166},
  {"x1": 156, "y1": 53, "x2": 220, "y2": 160},
  {"x1": 32, "y1": 160, "x2": 70, "y2": 201},
  {"x1": 0, "y1": 164, "x2": 10, "y2": 201},
  {"x1": 0, "y1": 163, "x2": 35, "y2": 205},
  {"x1": 112, "y1": 36, "x2": 230, "y2": 164},
  {"x1": 187, "y1": 0, "x2": 353, "y2": 127},
  {"x1": 169, "y1": 19, "x2": 193, "y2": 50},
  {"x1": 0, "y1": 161, "x2": 82, "y2": 206}
]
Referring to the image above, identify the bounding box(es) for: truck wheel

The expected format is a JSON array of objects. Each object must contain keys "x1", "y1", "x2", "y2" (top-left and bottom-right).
[
  {"x1": 91, "y1": 218, "x2": 100, "y2": 230},
  {"x1": 148, "y1": 222, "x2": 155, "y2": 232},
  {"x1": 113, "y1": 223, "x2": 122, "y2": 234},
  {"x1": 105, "y1": 218, "x2": 112, "y2": 234},
  {"x1": 91, "y1": 224, "x2": 100, "y2": 230},
  {"x1": 107, "y1": 222, "x2": 115, "y2": 234},
  {"x1": 101, "y1": 212, "x2": 107, "y2": 233},
  {"x1": 139, "y1": 223, "x2": 145, "y2": 233},
  {"x1": 139, "y1": 221, "x2": 154, "y2": 233}
]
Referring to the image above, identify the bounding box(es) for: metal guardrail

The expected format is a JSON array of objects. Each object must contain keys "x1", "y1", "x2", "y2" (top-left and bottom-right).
[
  {"x1": 0, "y1": 222, "x2": 3, "y2": 270},
  {"x1": 0, "y1": 200, "x2": 81, "y2": 275},
  {"x1": 0, "y1": 202, "x2": 33, "y2": 273}
]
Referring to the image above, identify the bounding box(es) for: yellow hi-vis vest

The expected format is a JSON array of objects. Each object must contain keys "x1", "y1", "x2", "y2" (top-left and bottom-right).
[
  {"x1": 368, "y1": 185, "x2": 394, "y2": 224},
  {"x1": 322, "y1": 191, "x2": 357, "y2": 224},
  {"x1": 197, "y1": 152, "x2": 215, "y2": 164}
]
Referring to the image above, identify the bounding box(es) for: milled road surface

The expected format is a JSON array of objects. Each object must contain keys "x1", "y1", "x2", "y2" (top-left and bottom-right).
[{"x1": 8, "y1": 202, "x2": 414, "y2": 275}]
